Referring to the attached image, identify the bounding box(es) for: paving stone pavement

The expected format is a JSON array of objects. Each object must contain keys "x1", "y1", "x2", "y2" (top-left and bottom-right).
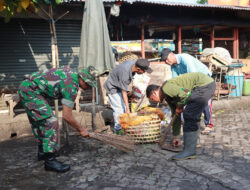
[{"x1": 0, "y1": 108, "x2": 250, "y2": 190}]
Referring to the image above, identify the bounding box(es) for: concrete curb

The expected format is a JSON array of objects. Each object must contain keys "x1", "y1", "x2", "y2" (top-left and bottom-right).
[{"x1": 213, "y1": 96, "x2": 250, "y2": 111}]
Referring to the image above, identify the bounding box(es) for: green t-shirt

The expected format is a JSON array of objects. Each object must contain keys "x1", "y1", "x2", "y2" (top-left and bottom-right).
[{"x1": 161, "y1": 72, "x2": 213, "y2": 106}]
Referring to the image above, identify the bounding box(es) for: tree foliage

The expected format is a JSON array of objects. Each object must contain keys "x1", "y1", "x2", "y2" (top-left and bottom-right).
[
  {"x1": 0, "y1": 0, "x2": 62, "y2": 22},
  {"x1": 197, "y1": 0, "x2": 208, "y2": 4}
]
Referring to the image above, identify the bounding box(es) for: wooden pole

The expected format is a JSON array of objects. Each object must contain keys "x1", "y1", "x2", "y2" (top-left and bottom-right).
[
  {"x1": 91, "y1": 86, "x2": 96, "y2": 132},
  {"x1": 52, "y1": 23, "x2": 59, "y2": 68},
  {"x1": 233, "y1": 27, "x2": 239, "y2": 59},
  {"x1": 236, "y1": 27, "x2": 239, "y2": 59},
  {"x1": 37, "y1": 5, "x2": 69, "y2": 146},
  {"x1": 233, "y1": 28, "x2": 236, "y2": 59},
  {"x1": 211, "y1": 10, "x2": 215, "y2": 48},
  {"x1": 49, "y1": 5, "x2": 60, "y2": 146},
  {"x1": 49, "y1": 6, "x2": 59, "y2": 119},
  {"x1": 141, "y1": 25, "x2": 145, "y2": 58},
  {"x1": 210, "y1": 26, "x2": 215, "y2": 48},
  {"x1": 178, "y1": 26, "x2": 182, "y2": 54},
  {"x1": 49, "y1": 6, "x2": 59, "y2": 68}
]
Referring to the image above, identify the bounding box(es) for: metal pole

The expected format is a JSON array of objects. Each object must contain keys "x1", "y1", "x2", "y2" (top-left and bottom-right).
[{"x1": 218, "y1": 67, "x2": 222, "y2": 101}]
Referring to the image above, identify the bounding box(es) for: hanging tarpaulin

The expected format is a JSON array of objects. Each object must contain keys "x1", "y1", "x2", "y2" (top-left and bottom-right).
[{"x1": 79, "y1": 0, "x2": 115, "y2": 74}]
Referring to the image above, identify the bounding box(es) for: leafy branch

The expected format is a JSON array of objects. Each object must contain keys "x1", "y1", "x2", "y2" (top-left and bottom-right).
[
  {"x1": 197, "y1": 0, "x2": 208, "y2": 4},
  {"x1": 0, "y1": 0, "x2": 62, "y2": 22}
]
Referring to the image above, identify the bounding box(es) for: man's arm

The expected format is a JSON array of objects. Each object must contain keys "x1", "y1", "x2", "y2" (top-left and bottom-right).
[
  {"x1": 122, "y1": 90, "x2": 130, "y2": 114},
  {"x1": 165, "y1": 96, "x2": 181, "y2": 144},
  {"x1": 62, "y1": 105, "x2": 89, "y2": 137}
]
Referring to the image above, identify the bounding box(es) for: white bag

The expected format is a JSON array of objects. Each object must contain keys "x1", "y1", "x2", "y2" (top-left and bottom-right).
[{"x1": 132, "y1": 74, "x2": 151, "y2": 99}]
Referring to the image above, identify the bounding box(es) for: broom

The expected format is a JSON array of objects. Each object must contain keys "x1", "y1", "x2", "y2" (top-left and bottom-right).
[
  {"x1": 71, "y1": 131, "x2": 135, "y2": 152},
  {"x1": 158, "y1": 114, "x2": 178, "y2": 146},
  {"x1": 89, "y1": 132, "x2": 135, "y2": 152}
]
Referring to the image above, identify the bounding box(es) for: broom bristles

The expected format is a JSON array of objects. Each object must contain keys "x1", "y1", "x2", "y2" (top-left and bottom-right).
[
  {"x1": 89, "y1": 132, "x2": 135, "y2": 152},
  {"x1": 94, "y1": 133, "x2": 134, "y2": 145}
]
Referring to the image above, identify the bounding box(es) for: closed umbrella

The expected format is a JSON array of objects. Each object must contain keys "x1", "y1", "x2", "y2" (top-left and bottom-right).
[
  {"x1": 79, "y1": 0, "x2": 115, "y2": 131},
  {"x1": 79, "y1": 0, "x2": 115, "y2": 73}
]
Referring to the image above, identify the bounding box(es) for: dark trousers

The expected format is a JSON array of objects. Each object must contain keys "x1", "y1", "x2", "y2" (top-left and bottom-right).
[
  {"x1": 203, "y1": 99, "x2": 213, "y2": 126},
  {"x1": 183, "y1": 81, "x2": 216, "y2": 132}
]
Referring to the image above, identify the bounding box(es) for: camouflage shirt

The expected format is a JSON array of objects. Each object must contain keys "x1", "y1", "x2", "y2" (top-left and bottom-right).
[{"x1": 27, "y1": 66, "x2": 79, "y2": 108}]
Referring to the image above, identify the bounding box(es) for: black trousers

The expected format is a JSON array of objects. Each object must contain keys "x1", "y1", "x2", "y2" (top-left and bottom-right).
[{"x1": 183, "y1": 81, "x2": 216, "y2": 132}]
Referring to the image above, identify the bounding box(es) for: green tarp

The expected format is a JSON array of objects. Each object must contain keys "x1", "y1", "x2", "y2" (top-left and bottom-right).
[{"x1": 79, "y1": 0, "x2": 115, "y2": 74}]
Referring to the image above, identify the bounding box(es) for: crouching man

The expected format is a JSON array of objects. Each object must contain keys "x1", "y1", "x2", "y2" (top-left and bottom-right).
[
  {"x1": 146, "y1": 72, "x2": 216, "y2": 160},
  {"x1": 18, "y1": 66, "x2": 98, "y2": 172},
  {"x1": 104, "y1": 59, "x2": 153, "y2": 134}
]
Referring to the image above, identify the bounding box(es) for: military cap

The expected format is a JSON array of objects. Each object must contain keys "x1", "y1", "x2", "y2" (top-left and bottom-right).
[{"x1": 78, "y1": 66, "x2": 99, "y2": 88}]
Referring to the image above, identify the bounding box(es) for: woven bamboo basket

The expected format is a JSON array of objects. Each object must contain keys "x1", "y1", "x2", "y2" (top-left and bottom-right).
[
  {"x1": 124, "y1": 115, "x2": 161, "y2": 144},
  {"x1": 118, "y1": 52, "x2": 138, "y2": 64}
]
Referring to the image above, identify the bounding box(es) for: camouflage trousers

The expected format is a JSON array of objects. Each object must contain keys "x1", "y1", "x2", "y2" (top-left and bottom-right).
[
  {"x1": 18, "y1": 80, "x2": 59, "y2": 153},
  {"x1": 29, "y1": 116, "x2": 59, "y2": 153}
]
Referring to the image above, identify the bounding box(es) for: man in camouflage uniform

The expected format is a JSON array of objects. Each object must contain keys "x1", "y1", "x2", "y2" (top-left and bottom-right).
[{"x1": 18, "y1": 66, "x2": 98, "y2": 172}]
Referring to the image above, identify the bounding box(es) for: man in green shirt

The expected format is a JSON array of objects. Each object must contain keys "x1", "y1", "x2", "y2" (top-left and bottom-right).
[{"x1": 146, "y1": 72, "x2": 216, "y2": 160}]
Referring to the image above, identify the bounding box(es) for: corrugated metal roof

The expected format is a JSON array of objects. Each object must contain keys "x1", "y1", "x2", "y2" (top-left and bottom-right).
[{"x1": 62, "y1": 0, "x2": 250, "y2": 11}]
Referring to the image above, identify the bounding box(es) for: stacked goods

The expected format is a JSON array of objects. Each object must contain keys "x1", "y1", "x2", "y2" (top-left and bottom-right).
[
  {"x1": 112, "y1": 39, "x2": 175, "y2": 54},
  {"x1": 200, "y1": 47, "x2": 232, "y2": 72},
  {"x1": 182, "y1": 39, "x2": 202, "y2": 55},
  {"x1": 119, "y1": 107, "x2": 164, "y2": 143}
]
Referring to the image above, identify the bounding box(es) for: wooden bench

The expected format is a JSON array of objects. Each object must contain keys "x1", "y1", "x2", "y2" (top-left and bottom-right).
[{"x1": 2, "y1": 94, "x2": 20, "y2": 118}]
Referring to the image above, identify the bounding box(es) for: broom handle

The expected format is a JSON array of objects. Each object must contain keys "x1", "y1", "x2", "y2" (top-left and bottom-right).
[{"x1": 158, "y1": 115, "x2": 178, "y2": 146}]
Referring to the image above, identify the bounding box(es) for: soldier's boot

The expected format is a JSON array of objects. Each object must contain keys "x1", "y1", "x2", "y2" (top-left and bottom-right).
[
  {"x1": 38, "y1": 145, "x2": 59, "y2": 161},
  {"x1": 172, "y1": 131, "x2": 197, "y2": 161},
  {"x1": 44, "y1": 153, "x2": 70, "y2": 173}
]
